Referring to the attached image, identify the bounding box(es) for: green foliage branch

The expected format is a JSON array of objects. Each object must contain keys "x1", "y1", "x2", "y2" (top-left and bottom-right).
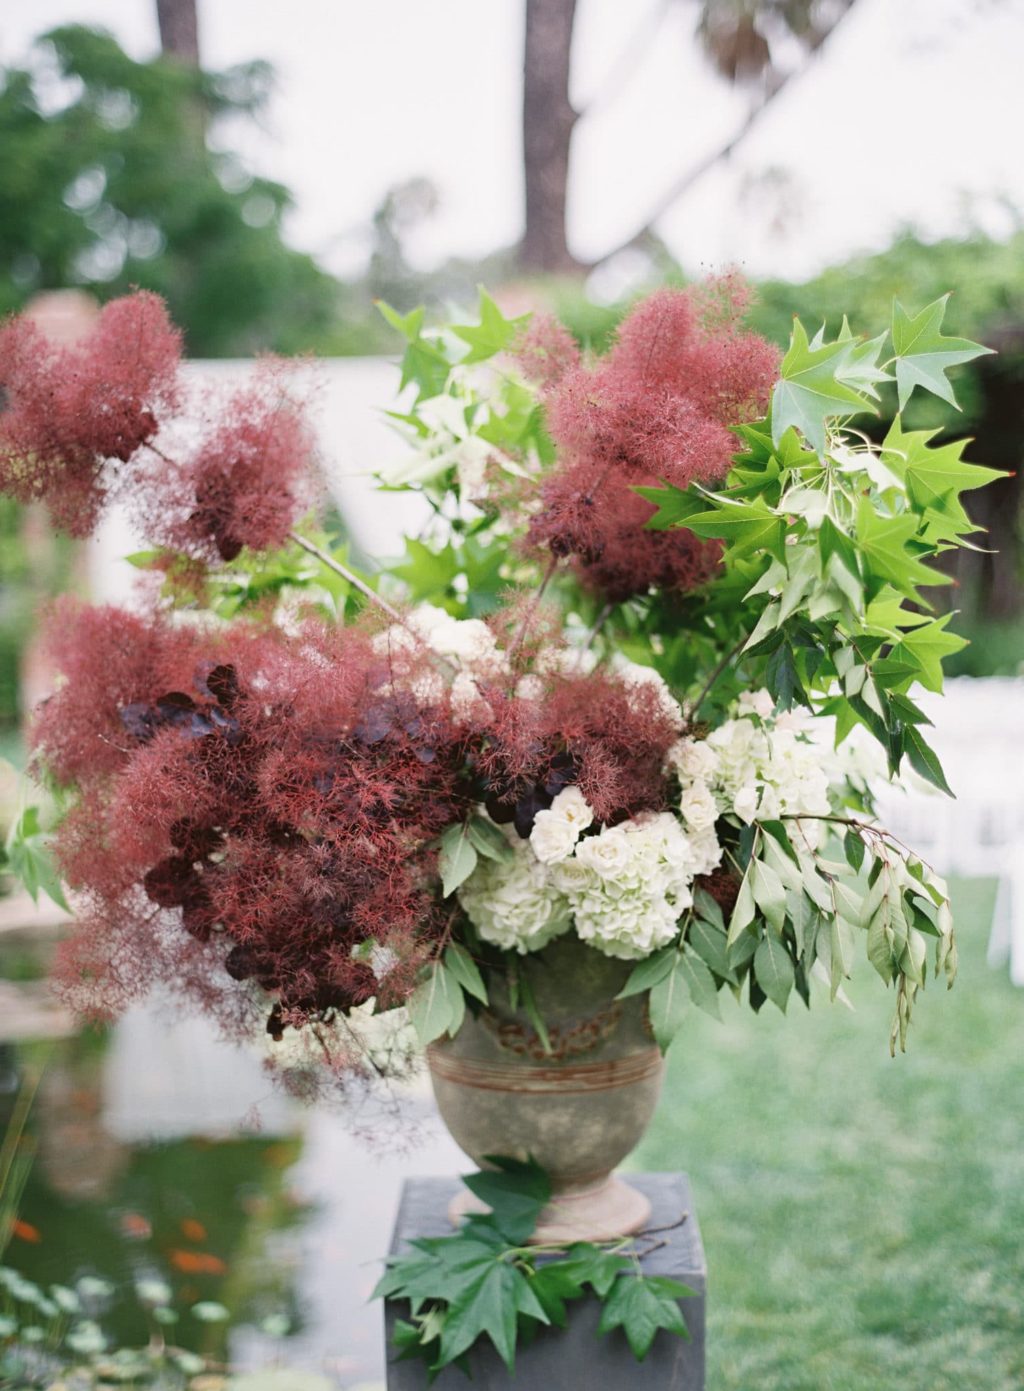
[{"x1": 374, "y1": 1156, "x2": 694, "y2": 1378}]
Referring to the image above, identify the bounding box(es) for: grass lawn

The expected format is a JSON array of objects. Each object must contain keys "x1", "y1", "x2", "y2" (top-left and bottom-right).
[{"x1": 635, "y1": 877, "x2": 1024, "y2": 1391}]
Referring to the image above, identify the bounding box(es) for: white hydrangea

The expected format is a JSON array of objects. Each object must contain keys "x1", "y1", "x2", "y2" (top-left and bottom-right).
[
  {"x1": 673, "y1": 691, "x2": 847, "y2": 846},
  {"x1": 737, "y1": 688, "x2": 775, "y2": 719},
  {"x1": 687, "y1": 826, "x2": 724, "y2": 877},
  {"x1": 458, "y1": 838, "x2": 572, "y2": 955},
  {"x1": 449, "y1": 671, "x2": 492, "y2": 726},
  {"x1": 566, "y1": 813, "x2": 703, "y2": 961},
  {"x1": 536, "y1": 645, "x2": 599, "y2": 679},
  {"x1": 372, "y1": 604, "x2": 508, "y2": 693},
  {"x1": 529, "y1": 786, "x2": 595, "y2": 864},
  {"x1": 667, "y1": 736, "x2": 718, "y2": 783}
]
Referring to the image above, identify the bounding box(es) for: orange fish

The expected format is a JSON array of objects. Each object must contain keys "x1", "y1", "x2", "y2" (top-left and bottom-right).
[
  {"x1": 168, "y1": 1249, "x2": 227, "y2": 1275},
  {"x1": 180, "y1": 1218, "x2": 208, "y2": 1242},
  {"x1": 120, "y1": 1213, "x2": 153, "y2": 1240},
  {"x1": 11, "y1": 1219, "x2": 41, "y2": 1244}
]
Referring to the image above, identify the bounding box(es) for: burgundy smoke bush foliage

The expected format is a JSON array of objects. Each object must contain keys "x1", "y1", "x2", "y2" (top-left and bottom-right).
[
  {"x1": 477, "y1": 666, "x2": 682, "y2": 833},
  {"x1": 31, "y1": 600, "x2": 206, "y2": 785},
  {"x1": 573, "y1": 484, "x2": 722, "y2": 602},
  {"x1": 512, "y1": 312, "x2": 581, "y2": 391},
  {"x1": 149, "y1": 365, "x2": 320, "y2": 562},
  {"x1": 0, "y1": 293, "x2": 181, "y2": 534},
  {"x1": 36, "y1": 606, "x2": 468, "y2": 1062},
  {"x1": 35, "y1": 590, "x2": 687, "y2": 1074},
  {"x1": 0, "y1": 289, "x2": 318, "y2": 560},
  {"x1": 544, "y1": 366, "x2": 736, "y2": 492},
  {"x1": 526, "y1": 277, "x2": 778, "y2": 600}
]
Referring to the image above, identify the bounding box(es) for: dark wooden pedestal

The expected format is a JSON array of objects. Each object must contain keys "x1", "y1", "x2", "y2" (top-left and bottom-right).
[{"x1": 383, "y1": 1172, "x2": 706, "y2": 1389}]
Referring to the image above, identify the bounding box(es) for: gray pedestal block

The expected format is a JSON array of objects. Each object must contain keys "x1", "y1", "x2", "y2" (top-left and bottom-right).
[{"x1": 383, "y1": 1172, "x2": 706, "y2": 1389}]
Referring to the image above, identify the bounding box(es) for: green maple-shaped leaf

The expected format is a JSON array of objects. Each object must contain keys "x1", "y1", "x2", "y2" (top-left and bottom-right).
[
  {"x1": 527, "y1": 1261, "x2": 586, "y2": 1327},
  {"x1": 633, "y1": 482, "x2": 706, "y2": 531},
  {"x1": 4, "y1": 806, "x2": 69, "y2": 911},
  {"x1": 772, "y1": 318, "x2": 874, "y2": 453},
  {"x1": 462, "y1": 1156, "x2": 551, "y2": 1244},
  {"x1": 854, "y1": 497, "x2": 940, "y2": 597},
  {"x1": 890, "y1": 295, "x2": 992, "y2": 411},
  {"x1": 452, "y1": 288, "x2": 531, "y2": 365},
  {"x1": 390, "y1": 538, "x2": 458, "y2": 601},
  {"x1": 438, "y1": 1258, "x2": 548, "y2": 1370},
  {"x1": 399, "y1": 337, "x2": 452, "y2": 401},
  {"x1": 683, "y1": 496, "x2": 787, "y2": 562},
  {"x1": 598, "y1": 1274, "x2": 693, "y2": 1361},
  {"x1": 881, "y1": 417, "x2": 1004, "y2": 515},
  {"x1": 555, "y1": 1243, "x2": 632, "y2": 1298},
  {"x1": 834, "y1": 317, "x2": 893, "y2": 397},
  {"x1": 376, "y1": 300, "x2": 426, "y2": 343},
  {"x1": 888, "y1": 613, "x2": 966, "y2": 693}
]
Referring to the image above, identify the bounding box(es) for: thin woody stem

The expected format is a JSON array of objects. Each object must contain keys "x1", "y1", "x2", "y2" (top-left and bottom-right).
[
  {"x1": 509, "y1": 553, "x2": 559, "y2": 659},
  {"x1": 686, "y1": 635, "x2": 747, "y2": 722},
  {"x1": 583, "y1": 601, "x2": 614, "y2": 654},
  {"x1": 288, "y1": 530, "x2": 407, "y2": 625},
  {"x1": 288, "y1": 531, "x2": 462, "y2": 676}
]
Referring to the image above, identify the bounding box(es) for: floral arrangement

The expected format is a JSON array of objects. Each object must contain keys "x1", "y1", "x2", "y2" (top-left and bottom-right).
[{"x1": 0, "y1": 278, "x2": 996, "y2": 1093}]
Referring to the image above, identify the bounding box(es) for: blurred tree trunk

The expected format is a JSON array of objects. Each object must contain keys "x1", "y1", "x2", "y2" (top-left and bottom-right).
[
  {"x1": 156, "y1": 0, "x2": 200, "y2": 65},
  {"x1": 517, "y1": 0, "x2": 860, "y2": 275},
  {"x1": 520, "y1": 0, "x2": 581, "y2": 274},
  {"x1": 956, "y1": 328, "x2": 1024, "y2": 620}
]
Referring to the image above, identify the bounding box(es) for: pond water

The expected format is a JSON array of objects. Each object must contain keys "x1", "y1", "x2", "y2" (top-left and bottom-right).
[{"x1": 1, "y1": 988, "x2": 465, "y2": 1388}]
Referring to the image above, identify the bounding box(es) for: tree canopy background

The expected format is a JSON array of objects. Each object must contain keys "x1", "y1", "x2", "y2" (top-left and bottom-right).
[{"x1": 0, "y1": 24, "x2": 339, "y2": 356}]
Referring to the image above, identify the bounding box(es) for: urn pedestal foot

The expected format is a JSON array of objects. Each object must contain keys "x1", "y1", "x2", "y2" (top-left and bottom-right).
[{"x1": 448, "y1": 1170, "x2": 652, "y2": 1244}]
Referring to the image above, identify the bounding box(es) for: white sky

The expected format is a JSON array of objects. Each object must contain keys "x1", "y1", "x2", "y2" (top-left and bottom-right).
[{"x1": 3, "y1": 0, "x2": 1024, "y2": 287}]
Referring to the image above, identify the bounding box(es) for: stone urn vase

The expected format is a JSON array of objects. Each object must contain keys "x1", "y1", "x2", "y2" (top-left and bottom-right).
[{"x1": 427, "y1": 936, "x2": 663, "y2": 1244}]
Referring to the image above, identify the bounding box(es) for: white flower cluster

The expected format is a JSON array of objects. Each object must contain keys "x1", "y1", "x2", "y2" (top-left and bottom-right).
[
  {"x1": 372, "y1": 602, "x2": 506, "y2": 723},
  {"x1": 561, "y1": 813, "x2": 709, "y2": 960},
  {"x1": 529, "y1": 786, "x2": 594, "y2": 863},
  {"x1": 457, "y1": 833, "x2": 572, "y2": 956},
  {"x1": 459, "y1": 786, "x2": 719, "y2": 962},
  {"x1": 669, "y1": 690, "x2": 839, "y2": 846}
]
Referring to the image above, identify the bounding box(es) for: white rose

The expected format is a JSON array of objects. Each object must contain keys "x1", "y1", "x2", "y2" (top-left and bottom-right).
[
  {"x1": 408, "y1": 603, "x2": 454, "y2": 640},
  {"x1": 732, "y1": 784, "x2": 760, "y2": 824},
  {"x1": 529, "y1": 810, "x2": 580, "y2": 864},
  {"x1": 687, "y1": 826, "x2": 723, "y2": 876},
  {"x1": 429, "y1": 618, "x2": 497, "y2": 666},
  {"x1": 371, "y1": 624, "x2": 418, "y2": 660},
  {"x1": 611, "y1": 658, "x2": 684, "y2": 730},
  {"x1": 410, "y1": 670, "x2": 445, "y2": 706},
  {"x1": 680, "y1": 780, "x2": 719, "y2": 832},
  {"x1": 575, "y1": 828, "x2": 633, "y2": 880},
  {"x1": 549, "y1": 785, "x2": 594, "y2": 834}
]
